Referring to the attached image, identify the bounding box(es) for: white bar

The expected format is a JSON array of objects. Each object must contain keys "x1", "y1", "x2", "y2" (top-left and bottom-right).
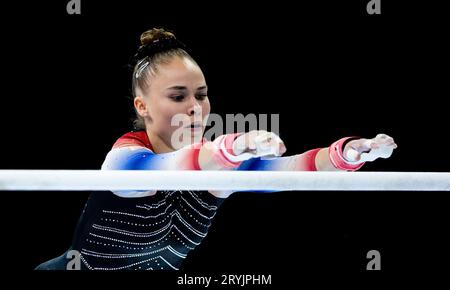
[{"x1": 0, "y1": 170, "x2": 449, "y2": 191}]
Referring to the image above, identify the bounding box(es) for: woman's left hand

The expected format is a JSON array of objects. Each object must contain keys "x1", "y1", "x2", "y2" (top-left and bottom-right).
[{"x1": 343, "y1": 133, "x2": 398, "y2": 164}]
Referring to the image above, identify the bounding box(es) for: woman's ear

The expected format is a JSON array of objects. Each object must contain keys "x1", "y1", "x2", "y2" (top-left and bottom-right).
[{"x1": 134, "y1": 95, "x2": 148, "y2": 117}]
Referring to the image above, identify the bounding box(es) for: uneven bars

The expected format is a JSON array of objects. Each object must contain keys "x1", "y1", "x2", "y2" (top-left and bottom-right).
[{"x1": 0, "y1": 170, "x2": 449, "y2": 191}]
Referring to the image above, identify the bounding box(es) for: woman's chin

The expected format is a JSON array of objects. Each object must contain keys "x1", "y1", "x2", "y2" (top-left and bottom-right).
[{"x1": 171, "y1": 133, "x2": 204, "y2": 149}]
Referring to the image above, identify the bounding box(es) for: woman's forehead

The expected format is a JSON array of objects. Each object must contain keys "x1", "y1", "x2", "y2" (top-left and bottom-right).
[{"x1": 152, "y1": 60, "x2": 206, "y2": 89}]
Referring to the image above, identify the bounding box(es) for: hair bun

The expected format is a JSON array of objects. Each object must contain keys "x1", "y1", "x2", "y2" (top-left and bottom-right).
[
  {"x1": 140, "y1": 28, "x2": 176, "y2": 46},
  {"x1": 132, "y1": 28, "x2": 186, "y2": 65}
]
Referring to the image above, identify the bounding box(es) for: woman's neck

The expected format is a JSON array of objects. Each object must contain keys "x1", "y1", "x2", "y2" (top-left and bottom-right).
[{"x1": 146, "y1": 129, "x2": 175, "y2": 154}]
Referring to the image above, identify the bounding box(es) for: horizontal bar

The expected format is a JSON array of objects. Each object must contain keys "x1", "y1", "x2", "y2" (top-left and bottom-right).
[{"x1": 0, "y1": 170, "x2": 449, "y2": 191}]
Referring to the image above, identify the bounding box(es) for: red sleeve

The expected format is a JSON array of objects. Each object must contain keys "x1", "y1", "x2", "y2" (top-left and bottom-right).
[{"x1": 112, "y1": 131, "x2": 154, "y2": 151}]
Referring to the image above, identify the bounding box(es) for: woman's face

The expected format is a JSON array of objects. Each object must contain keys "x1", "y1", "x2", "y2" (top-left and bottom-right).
[{"x1": 135, "y1": 56, "x2": 210, "y2": 150}]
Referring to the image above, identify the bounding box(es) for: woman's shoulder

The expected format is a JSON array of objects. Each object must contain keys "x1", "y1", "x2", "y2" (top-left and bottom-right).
[{"x1": 112, "y1": 130, "x2": 153, "y2": 150}]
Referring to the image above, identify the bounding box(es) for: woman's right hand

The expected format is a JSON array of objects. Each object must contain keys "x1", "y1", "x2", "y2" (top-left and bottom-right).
[{"x1": 232, "y1": 130, "x2": 287, "y2": 161}]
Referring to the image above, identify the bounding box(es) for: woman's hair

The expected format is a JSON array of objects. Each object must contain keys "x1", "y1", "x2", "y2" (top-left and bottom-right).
[{"x1": 131, "y1": 28, "x2": 198, "y2": 131}]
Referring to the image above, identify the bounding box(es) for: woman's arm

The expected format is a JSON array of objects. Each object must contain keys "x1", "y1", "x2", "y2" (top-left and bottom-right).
[
  {"x1": 226, "y1": 134, "x2": 397, "y2": 195},
  {"x1": 314, "y1": 148, "x2": 342, "y2": 171},
  {"x1": 101, "y1": 130, "x2": 289, "y2": 198},
  {"x1": 101, "y1": 133, "x2": 247, "y2": 197},
  {"x1": 102, "y1": 133, "x2": 245, "y2": 171},
  {"x1": 237, "y1": 134, "x2": 397, "y2": 173}
]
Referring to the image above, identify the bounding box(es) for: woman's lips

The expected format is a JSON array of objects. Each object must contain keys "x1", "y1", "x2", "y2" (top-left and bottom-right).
[
  {"x1": 189, "y1": 126, "x2": 202, "y2": 131},
  {"x1": 184, "y1": 123, "x2": 203, "y2": 132}
]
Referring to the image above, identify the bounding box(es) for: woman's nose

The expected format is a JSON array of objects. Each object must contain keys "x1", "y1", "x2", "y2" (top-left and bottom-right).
[{"x1": 188, "y1": 98, "x2": 202, "y2": 116}]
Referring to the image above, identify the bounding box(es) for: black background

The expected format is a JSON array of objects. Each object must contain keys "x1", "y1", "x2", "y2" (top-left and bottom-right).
[{"x1": 0, "y1": 0, "x2": 449, "y2": 287}]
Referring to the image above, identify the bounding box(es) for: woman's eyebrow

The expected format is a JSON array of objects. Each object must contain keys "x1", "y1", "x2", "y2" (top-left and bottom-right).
[
  {"x1": 166, "y1": 85, "x2": 208, "y2": 91},
  {"x1": 166, "y1": 86, "x2": 188, "y2": 91}
]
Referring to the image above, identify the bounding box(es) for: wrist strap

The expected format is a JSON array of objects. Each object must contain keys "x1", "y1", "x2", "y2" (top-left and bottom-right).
[
  {"x1": 329, "y1": 137, "x2": 365, "y2": 171},
  {"x1": 211, "y1": 133, "x2": 244, "y2": 168}
]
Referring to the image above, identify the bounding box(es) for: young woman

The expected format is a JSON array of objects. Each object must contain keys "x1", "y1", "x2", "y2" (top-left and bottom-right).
[{"x1": 36, "y1": 28, "x2": 397, "y2": 270}]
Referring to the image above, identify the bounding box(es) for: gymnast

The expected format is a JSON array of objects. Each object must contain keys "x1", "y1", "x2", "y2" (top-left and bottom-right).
[{"x1": 35, "y1": 28, "x2": 397, "y2": 270}]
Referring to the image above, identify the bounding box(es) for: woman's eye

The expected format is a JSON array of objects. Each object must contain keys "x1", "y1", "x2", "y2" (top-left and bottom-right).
[
  {"x1": 171, "y1": 95, "x2": 185, "y2": 102},
  {"x1": 196, "y1": 94, "x2": 207, "y2": 100}
]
